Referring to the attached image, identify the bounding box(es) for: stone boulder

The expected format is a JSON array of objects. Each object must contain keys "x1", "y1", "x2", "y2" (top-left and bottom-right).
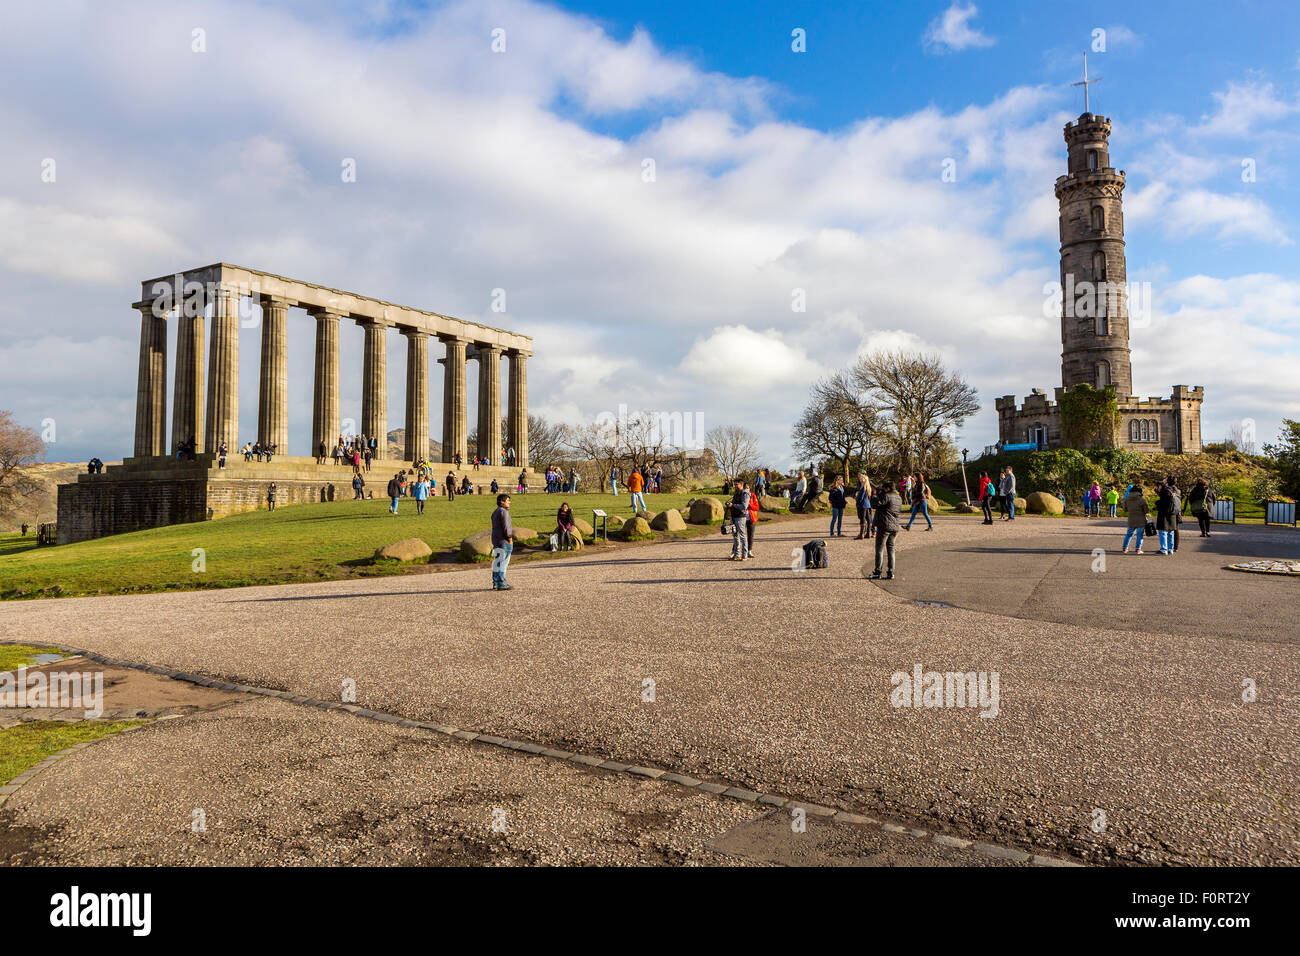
[
  {"x1": 512, "y1": 526, "x2": 538, "y2": 543},
  {"x1": 794, "y1": 491, "x2": 831, "y2": 513},
  {"x1": 955, "y1": 501, "x2": 975, "y2": 514},
  {"x1": 607, "y1": 514, "x2": 626, "y2": 530},
  {"x1": 1014, "y1": 497, "x2": 1028, "y2": 514},
  {"x1": 459, "y1": 531, "x2": 495, "y2": 560},
  {"x1": 687, "y1": 497, "x2": 725, "y2": 524},
  {"x1": 759, "y1": 495, "x2": 789, "y2": 513},
  {"x1": 573, "y1": 517, "x2": 594, "y2": 536},
  {"x1": 649, "y1": 508, "x2": 687, "y2": 532},
  {"x1": 1025, "y1": 492, "x2": 1064, "y2": 515},
  {"x1": 375, "y1": 538, "x2": 433, "y2": 562},
  {"x1": 621, "y1": 515, "x2": 653, "y2": 539}
]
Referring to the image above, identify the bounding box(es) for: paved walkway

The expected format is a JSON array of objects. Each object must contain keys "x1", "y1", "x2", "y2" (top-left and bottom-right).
[{"x1": 2, "y1": 513, "x2": 1296, "y2": 864}]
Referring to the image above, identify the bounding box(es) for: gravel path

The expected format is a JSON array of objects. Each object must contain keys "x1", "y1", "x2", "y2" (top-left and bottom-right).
[{"x1": 3, "y1": 513, "x2": 1296, "y2": 864}]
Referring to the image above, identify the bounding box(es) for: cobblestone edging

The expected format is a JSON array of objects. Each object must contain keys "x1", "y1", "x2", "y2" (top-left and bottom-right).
[{"x1": 21, "y1": 645, "x2": 1084, "y2": 867}]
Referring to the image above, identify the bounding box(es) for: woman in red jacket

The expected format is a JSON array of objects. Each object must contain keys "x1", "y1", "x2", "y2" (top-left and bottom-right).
[{"x1": 746, "y1": 485, "x2": 761, "y2": 556}]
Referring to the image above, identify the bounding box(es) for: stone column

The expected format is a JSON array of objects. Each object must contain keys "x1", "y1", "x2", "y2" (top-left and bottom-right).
[
  {"x1": 360, "y1": 319, "x2": 388, "y2": 456},
  {"x1": 311, "y1": 310, "x2": 341, "y2": 458},
  {"x1": 132, "y1": 300, "x2": 168, "y2": 458},
  {"x1": 475, "y1": 344, "x2": 503, "y2": 464},
  {"x1": 171, "y1": 301, "x2": 204, "y2": 455},
  {"x1": 440, "y1": 336, "x2": 468, "y2": 464},
  {"x1": 258, "y1": 296, "x2": 290, "y2": 456},
  {"x1": 507, "y1": 349, "x2": 529, "y2": 469},
  {"x1": 403, "y1": 329, "x2": 430, "y2": 462},
  {"x1": 203, "y1": 287, "x2": 240, "y2": 454}
]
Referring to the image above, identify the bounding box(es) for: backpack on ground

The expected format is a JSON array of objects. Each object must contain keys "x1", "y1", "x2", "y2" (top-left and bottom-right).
[{"x1": 802, "y1": 539, "x2": 829, "y2": 570}]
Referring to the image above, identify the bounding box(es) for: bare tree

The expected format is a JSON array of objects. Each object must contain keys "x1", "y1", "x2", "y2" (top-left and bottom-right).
[
  {"x1": 0, "y1": 411, "x2": 44, "y2": 519},
  {"x1": 564, "y1": 419, "x2": 623, "y2": 491},
  {"x1": 850, "y1": 350, "x2": 978, "y2": 475},
  {"x1": 705, "y1": 425, "x2": 760, "y2": 481},
  {"x1": 791, "y1": 373, "x2": 880, "y2": 481}
]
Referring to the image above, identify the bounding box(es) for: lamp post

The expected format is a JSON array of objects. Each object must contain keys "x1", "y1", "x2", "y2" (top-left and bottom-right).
[{"x1": 961, "y1": 447, "x2": 971, "y2": 506}]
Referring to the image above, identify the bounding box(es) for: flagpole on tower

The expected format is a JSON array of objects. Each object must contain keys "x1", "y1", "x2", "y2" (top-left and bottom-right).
[{"x1": 1071, "y1": 54, "x2": 1102, "y2": 114}]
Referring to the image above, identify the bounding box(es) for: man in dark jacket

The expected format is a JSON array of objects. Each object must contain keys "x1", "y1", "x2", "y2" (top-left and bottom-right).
[
  {"x1": 352, "y1": 473, "x2": 366, "y2": 500},
  {"x1": 1156, "y1": 476, "x2": 1181, "y2": 555},
  {"x1": 490, "y1": 493, "x2": 514, "y2": 590},
  {"x1": 869, "y1": 481, "x2": 903, "y2": 580},
  {"x1": 386, "y1": 474, "x2": 402, "y2": 514}
]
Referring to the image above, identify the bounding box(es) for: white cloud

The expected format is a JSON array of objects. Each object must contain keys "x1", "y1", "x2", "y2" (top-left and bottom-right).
[
  {"x1": 1194, "y1": 80, "x2": 1298, "y2": 138},
  {"x1": 680, "y1": 325, "x2": 821, "y2": 387},
  {"x1": 923, "y1": 3, "x2": 996, "y2": 54}
]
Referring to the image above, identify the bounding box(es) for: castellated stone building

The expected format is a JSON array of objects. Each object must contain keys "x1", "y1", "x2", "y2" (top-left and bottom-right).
[{"x1": 996, "y1": 112, "x2": 1204, "y2": 454}]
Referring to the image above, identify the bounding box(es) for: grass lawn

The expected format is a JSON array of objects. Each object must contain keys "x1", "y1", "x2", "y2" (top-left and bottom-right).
[
  {"x1": 0, "y1": 491, "x2": 729, "y2": 600},
  {"x1": 0, "y1": 720, "x2": 144, "y2": 785},
  {"x1": 0, "y1": 644, "x2": 71, "y2": 672}
]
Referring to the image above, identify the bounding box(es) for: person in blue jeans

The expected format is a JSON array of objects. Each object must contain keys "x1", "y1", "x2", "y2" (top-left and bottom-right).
[
  {"x1": 828, "y1": 476, "x2": 847, "y2": 536},
  {"x1": 1000, "y1": 466, "x2": 1017, "y2": 521},
  {"x1": 490, "y1": 493, "x2": 514, "y2": 590},
  {"x1": 386, "y1": 473, "x2": 402, "y2": 514},
  {"x1": 1122, "y1": 483, "x2": 1149, "y2": 553},
  {"x1": 905, "y1": 473, "x2": 934, "y2": 530}
]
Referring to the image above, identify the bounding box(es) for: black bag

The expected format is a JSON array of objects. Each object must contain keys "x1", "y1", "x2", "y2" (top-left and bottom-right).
[
  {"x1": 1144, "y1": 520, "x2": 1157, "y2": 537},
  {"x1": 803, "y1": 540, "x2": 829, "y2": 569}
]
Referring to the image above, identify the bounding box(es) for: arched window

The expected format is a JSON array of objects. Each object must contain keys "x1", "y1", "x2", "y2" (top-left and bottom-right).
[
  {"x1": 1150, "y1": 419, "x2": 1159, "y2": 442},
  {"x1": 1092, "y1": 251, "x2": 1107, "y2": 281},
  {"x1": 1129, "y1": 420, "x2": 1140, "y2": 442},
  {"x1": 1091, "y1": 206, "x2": 1105, "y2": 231},
  {"x1": 1095, "y1": 289, "x2": 1109, "y2": 335},
  {"x1": 1095, "y1": 361, "x2": 1110, "y2": 389},
  {"x1": 1139, "y1": 420, "x2": 1150, "y2": 442},
  {"x1": 1087, "y1": 150, "x2": 1099, "y2": 171}
]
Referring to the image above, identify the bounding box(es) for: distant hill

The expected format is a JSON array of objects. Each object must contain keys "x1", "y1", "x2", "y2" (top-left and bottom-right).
[
  {"x1": 385, "y1": 429, "x2": 442, "y2": 461},
  {"x1": 1, "y1": 461, "x2": 99, "y2": 529}
]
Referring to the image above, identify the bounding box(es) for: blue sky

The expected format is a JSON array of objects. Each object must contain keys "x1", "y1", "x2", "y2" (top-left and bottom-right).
[{"x1": 1, "y1": 0, "x2": 1297, "y2": 466}]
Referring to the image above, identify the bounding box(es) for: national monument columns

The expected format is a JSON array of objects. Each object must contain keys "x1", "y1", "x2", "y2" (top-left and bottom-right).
[{"x1": 126, "y1": 263, "x2": 532, "y2": 466}]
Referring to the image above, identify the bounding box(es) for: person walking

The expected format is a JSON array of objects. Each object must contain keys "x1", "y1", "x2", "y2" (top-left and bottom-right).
[
  {"x1": 1000, "y1": 466, "x2": 1017, "y2": 521},
  {"x1": 728, "y1": 479, "x2": 751, "y2": 561},
  {"x1": 490, "y1": 493, "x2": 514, "y2": 590},
  {"x1": 609, "y1": 465, "x2": 620, "y2": 497},
  {"x1": 628, "y1": 468, "x2": 646, "y2": 515},
  {"x1": 854, "y1": 473, "x2": 873, "y2": 539},
  {"x1": 1156, "y1": 476, "x2": 1181, "y2": 555},
  {"x1": 413, "y1": 474, "x2": 430, "y2": 515},
  {"x1": 1186, "y1": 478, "x2": 1215, "y2": 537},
  {"x1": 386, "y1": 473, "x2": 402, "y2": 514},
  {"x1": 904, "y1": 472, "x2": 934, "y2": 531},
  {"x1": 446, "y1": 470, "x2": 457, "y2": 501},
  {"x1": 1106, "y1": 485, "x2": 1120, "y2": 518},
  {"x1": 828, "y1": 475, "x2": 847, "y2": 537},
  {"x1": 267, "y1": 482, "x2": 277, "y2": 512},
  {"x1": 1122, "y1": 483, "x2": 1150, "y2": 554},
  {"x1": 868, "y1": 480, "x2": 902, "y2": 580}
]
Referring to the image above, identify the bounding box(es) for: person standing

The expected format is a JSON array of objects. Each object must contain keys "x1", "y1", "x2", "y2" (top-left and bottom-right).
[
  {"x1": 490, "y1": 493, "x2": 514, "y2": 590},
  {"x1": 1000, "y1": 466, "x2": 1017, "y2": 521},
  {"x1": 628, "y1": 468, "x2": 646, "y2": 514},
  {"x1": 828, "y1": 475, "x2": 847, "y2": 537},
  {"x1": 446, "y1": 470, "x2": 457, "y2": 501},
  {"x1": 745, "y1": 480, "x2": 760, "y2": 555},
  {"x1": 386, "y1": 473, "x2": 402, "y2": 514},
  {"x1": 1087, "y1": 481, "x2": 1102, "y2": 518},
  {"x1": 1187, "y1": 478, "x2": 1215, "y2": 537},
  {"x1": 352, "y1": 473, "x2": 365, "y2": 500},
  {"x1": 413, "y1": 475, "x2": 430, "y2": 515},
  {"x1": 980, "y1": 473, "x2": 995, "y2": 525},
  {"x1": 1156, "y1": 476, "x2": 1181, "y2": 555},
  {"x1": 267, "y1": 482, "x2": 277, "y2": 512},
  {"x1": 1122, "y1": 483, "x2": 1149, "y2": 554},
  {"x1": 609, "y1": 465, "x2": 620, "y2": 497},
  {"x1": 728, "y1": 479, "x2": 751, "y2": 561},
  {"x1": 854, "y1": 473, "x2": 873, "y2": 539},
  {"x1": 868, "y1": 480, "x2": 902, "y2": 580},
  {"x1": 1106, "y1": 485, "x2": 1120, "y2": 518}
]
